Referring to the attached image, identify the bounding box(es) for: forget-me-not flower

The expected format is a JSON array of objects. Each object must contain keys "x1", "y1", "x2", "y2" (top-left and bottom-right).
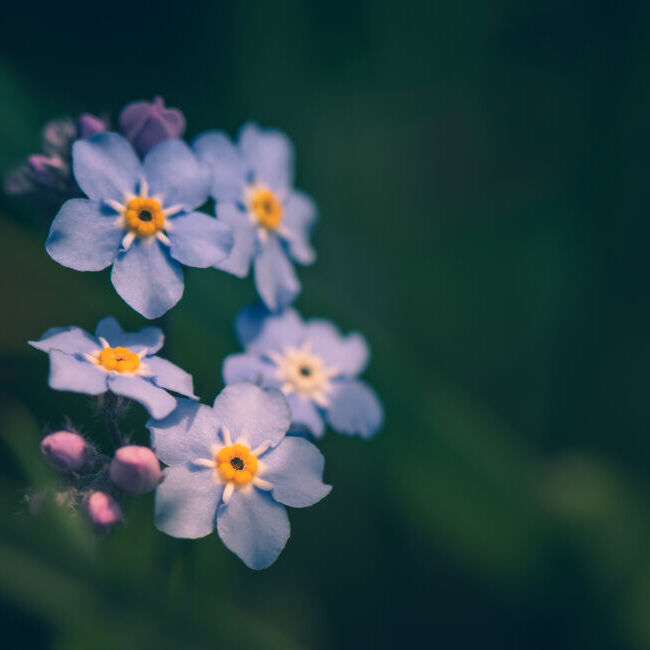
[
  {"x1": 149, "y1": 383, "x2": 331, "y2": 569},
  {"x1": 29, "y1": 316, "x2": 196, "y2": 419},
  {"x1": 223, "y1": 304, "x2": 383, "y2": 439},
  {"x1": 193, "y1": 123, "x2": 317, "y2": 312},
  {"x1": 46, "y1": 132, "x2": 234, "y2": 318}
]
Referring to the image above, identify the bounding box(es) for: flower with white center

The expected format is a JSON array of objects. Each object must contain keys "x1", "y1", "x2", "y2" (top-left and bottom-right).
[
  {"x1": 45, "y1": 132, "x2": 234, "y2": 319},
  {"x1": 193, "y1": 123, "x2": 317, "y2": 312},
  {"x1": 223, "y1": 304, "x2": 384, "y2": 439},
  {"x1": 148, "y1": 383, "x2": 331, "y2": 570},
  {"x1": 29, "y1": 316, "x2": 196, "y2": 419}
]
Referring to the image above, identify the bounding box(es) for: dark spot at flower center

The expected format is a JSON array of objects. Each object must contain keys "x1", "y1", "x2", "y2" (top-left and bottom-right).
[
  {"x1": 138, "y1": 210, "x2": 153, "y2": 222},
  {"x1": 262, "y1": 201, "x2": 272, "y2": 214},
  {"x1": 230, "y1": 457, "x2": 244, "y2": 471},
  {"x1": 299, "y1": 366, "x2": 312, "y2": 377}
]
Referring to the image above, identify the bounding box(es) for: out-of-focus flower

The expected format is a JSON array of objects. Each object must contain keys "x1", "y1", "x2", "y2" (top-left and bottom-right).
[
  {"x1": 110, "y1": 445, "x2": 161, "y2": 495},
  {"x1": 45, "y1": 132, "x2": 233, "y2": 318},
  {"x1": 223, "y1": 304, "x2": 383, "y2": 439},
  {"x1": 194, "y1": 123, "x2": 317, "y2": 311},
  {"x1": 40, "y1": 431, "x2": 88, "y2": 472},
  {"x1": 119, "y1": 96, "x2": 186, "y2": 157},
  {"x1": 4, "y1": 114, "x2": 108, "y2": 197},
  {"x1": 149, "y1": 383, "x2": 331, "y2": 569},
  {"x1": 29, "y1": 316, "x2": 196, "y2": 419},
  {"x1": 84, "y1": 491, "x2": 123, "y2": 531}
]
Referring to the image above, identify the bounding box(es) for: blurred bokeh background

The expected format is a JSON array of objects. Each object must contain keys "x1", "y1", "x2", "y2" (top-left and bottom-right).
[{"x1": 1, "y1": 1, "x2": 649, "y2": 648}]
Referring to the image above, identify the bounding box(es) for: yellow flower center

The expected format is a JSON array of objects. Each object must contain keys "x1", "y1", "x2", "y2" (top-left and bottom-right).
[
  {"x1": 124, "y1": 197, "x2": 165, "y2": 236},
  {"x1": 250, "y1": 188, "x2": 283, "y2": 230},
  {"x1": 98, "y1": 346, "x2": 140, "y2": 373},
  {"x1": 216, "y1": 444, "x2": 258, "y2": 485}
]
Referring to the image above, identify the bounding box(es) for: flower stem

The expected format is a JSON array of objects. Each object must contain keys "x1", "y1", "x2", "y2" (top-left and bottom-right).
[{"x1": 103, "y1": 393, "x2": 124, "y2": 448}]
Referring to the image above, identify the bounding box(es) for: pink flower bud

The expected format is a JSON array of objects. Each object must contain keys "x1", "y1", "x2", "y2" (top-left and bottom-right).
[
  {"x1": 77, "y1": 113, "x2": 108, "y2": 138},
  {"x1": 109, "y1": 445, "x2": 161, "y2": 495},
  {"x1": 84, "y1": 491, "x2": 123, "y2": 531},
  {"x1": 40, "y1": 431, "x2": 87, "y2": 472}
]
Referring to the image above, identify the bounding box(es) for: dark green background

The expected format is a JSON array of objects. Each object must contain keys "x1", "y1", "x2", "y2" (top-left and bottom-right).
[{"x1": 1, "y1": 1, "x2": 649, "y2": 648}]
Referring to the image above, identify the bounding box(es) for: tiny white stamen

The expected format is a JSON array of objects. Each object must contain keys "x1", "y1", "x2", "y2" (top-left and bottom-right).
[
  {"x1": 106, "y1": 199, "x2": 125, "y2": 213},
  {"x1": 193, "y1": 458, "x2": 216, "y2": 468},
  {"x1": 163, "y1": 204, "x2": 184, "y2": 217},
  {"x1": 221, "y1": 427, "x2": 233, "y2": 446},
  {"x1": 222, "y1": 482, "x2": 235, "y2": 504},
  {"x1": 98, "y1": 337, "x2": 110, "y2": 349},
  {"x1": 155, "y1": 231, "x2": 172, "y2": 246},
  {"x1": 257, "y1": 228, "x2": 269, "y2": 244},
  {"x1": 139, "y1": 178, "x2": 149, "y2": 198},
  {"x1": 121, "y1": 232, "x2": 136, "y2": 250},
  {"x1": 252, "y1": 477, "x2": 273, "y2": 491},
  {"x1": 136, "y1": 348, "x2": 149, "y2": 359},
  {"x1": 83, "y1": 353, "x2": 98, "y2": 364},
  {"x1": 124, "y1": 191, "x2": 136, "y2": 203},
  {"x1": 251, "y1": 442, "x2": 270, "y2": 457},
  {"x1": 267, "y1": 350, "x2": 284, "y2": 366},
  {"x1": 312, "y1": 392, "x2": 330, "y2": 409},
  {"x1": 281, "y1": 382, "x2": 295, "y2": 395}
]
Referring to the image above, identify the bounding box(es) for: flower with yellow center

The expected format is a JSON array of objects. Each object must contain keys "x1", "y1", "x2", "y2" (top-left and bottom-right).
[
  {"x1": 124, "y1": 197, "x2": 165, "y2": 237},
  {"x1": 84, "y1": 337, "x2": 151, "y2": 376},
  {"x1": 248, "y1": 187, "x2": 283, "y2": 231},
  {"x1": 193, "y1": 427, "x2": 273, "y2": 503}
]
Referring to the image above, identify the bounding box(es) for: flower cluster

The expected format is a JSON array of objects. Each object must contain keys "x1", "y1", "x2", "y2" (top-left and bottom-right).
[{"x1": 20, "y1": 97, "x2": 383, "y2": 569}]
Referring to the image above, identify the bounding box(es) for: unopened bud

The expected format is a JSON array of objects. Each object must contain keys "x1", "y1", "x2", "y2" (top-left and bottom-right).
[
  {"x1": 77, "y1": 113, "x2": 108, "y2": 138},
  {"x1": 109, "y1": 445, "x2": 161, "y2": 495},
  {"x1": 84, "y1": 491, "x2": 123, "y2": 531},
  {"x1": 40, "y1": 431, "x2": 87, "y2": 472},
  {"x1": 119, "y1": 96, "x2": 186, "y2": 156}
]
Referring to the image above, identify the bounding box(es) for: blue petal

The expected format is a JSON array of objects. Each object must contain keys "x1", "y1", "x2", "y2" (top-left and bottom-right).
[
  {"x1": 193, "y1": 131, "x2": 248, "y2": 202},
  {"x1": 148, "y1": 399, "x2": 219, "y2": 466},
  {"x1": 107, "y1": 374, "x2": 177, "y2": 419},
  {"x1": 282, "y1": 191, "x2": 317, "y2": 265},
  {"x1": 222, "y1": 353, "x2": 278, "y2": 386},
  {"x1": 235, "y1": 303, "x2": 304, "y2": 353},
  {"x1": 94, "y1": 316, "x2": 164, "y2": 354},
  {"x1": 304, "y1": 320, "x2": 369, "y2": 377},
  {"x1": 48, "y1": 350, "x2": 108, "y2": 395},
  {"x1": 111, "y1": 239, "x2": 184, "y2": 319},
  {"x1": 72, "y1": 132, "x2": 141, "y2": 202},
  {"x1": 145, "y1": 356, "x2": 196, "y2": 398},
  {"x1": 260, "y1": 436, "x2": 331, "y2": 507},
  {"x1": 238, "y1": 123, "x2": 294, "y2": 192},
  {"x1": 46, "y1": 199, "x2": 123, "y2": 271},
  {"x1": 144, "y1": 139, "x2": 209, "y2": 211},
  {"x1": 29, "y1": 326, "x2": 99, "y2": 355},
  {"x1": 212, "y1": 383, "x2": 290, "y2": 449},
  {"x1": 287, "y1": 393, "x2": 325, "y2": 438},
  {"x1": 253, "y1": 236, "x2": 301, "y2": 312},
  {"x1": 155, "y1": 464, "x2": 223, "y2": 539},
  {"x1": 325, "y1": 379, "x2": 383, "y2": 439},
  {"x1": 214, "y1": 203, "x2": 257, "y2": 278},
  {"x1": 216, "y1": 489, "x2": 289, "y2": 569},
  {"x1": 167, "y1": 211, "x2": 233, "y2": 268}
]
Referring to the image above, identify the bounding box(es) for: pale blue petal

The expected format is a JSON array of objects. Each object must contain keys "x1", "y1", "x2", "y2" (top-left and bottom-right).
[
  {"x1": 235, "y1": 303, "x2": 304, "y2": 351},
  {"x1": 155, "y1": 464, "x2": 222, "y2": 539},
  {"x1": 48, "y1": 350, "x2": 108, "y2": 395},
  {"x1": 260, "y1": 436, "x2": 331, "y2": 507},
  {"x1": 326, "y1": 379, "x2": 383, "y2": 439},
  {"x1": 29, "y1": 326, "x2": 99, "y2": 355},
  {"x1": 212, "y1": 383, "x2": 290, "y2": 449},
  {"x1": 214, "y1": 203, "x2": 256, "y2": 278},
  {"x1": 222, "y1": 353, "x2": 278, "y2": 387},
  {"x1": 111, "y1": 239, "x2": 184, "y2": 319},
  {"x1": 167, "y1": 211, "x2": 233, "y2": 268},
  {"x1": 72, "y1": 132, "x2": 141, "y2": 202},
  {"x1": 148, "y1": 399, "x2": 219, "y2": 466},
  {"x1": 94, "y1": 316, "x2": 164, "y2": 354},
  {"x1": 216, "y1": 489, "x2": 289, "y2": 569},
  {"x1": 107, "y1": 374, "x2": 177, "y2": 419},
  {"x1": 304, "y1": 320, "x2": 369, "y2": 377},
  {"x1": 193, "y1": 131, "x2": 248, "y2": 202},
  {"x1": 238, "y1": 123, "x2": 294, "y2": 192},
  {"x1": 144, "y1": 139, "x2": 209, "y2": 211},
  {"x1": 287, "y1": 393, "x2": 325, "y2": 438},
  {"x1": 253, "y1": 236, "x2": 301, "y2": 312},
  {"x1": 46, "y1": 199, "x2": 122, "y2": 271},
  {"x1": 281, "y1": 191, "x2": 317, "y2": 265},
  {"x1": 145, "y1": 356, "x2": 196, "y2": 398}
]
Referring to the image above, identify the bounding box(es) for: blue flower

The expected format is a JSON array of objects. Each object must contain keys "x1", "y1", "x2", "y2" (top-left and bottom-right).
[
  {"x1": 29, "y1": 316, "x2": 196, "y2": 419},
  {"x1": 149, "y1": 383, "x2": 331, "y2": 569},
  {"x1": 193, "y1": 123, "x2": 317, "y2": 312},
  {"x1": 223, "y1": 304, "x2": 383, "y2": 439},
  {"x1": 46, "y1": 132, "x2": 234, "y2": 318}
]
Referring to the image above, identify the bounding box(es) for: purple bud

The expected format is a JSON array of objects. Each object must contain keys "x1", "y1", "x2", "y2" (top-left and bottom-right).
[
  {"x1": 77, "y1": 113, "x2": 108, "y2": 139},
  {"x1": 40, "y1": 431, "x2": 87, "y2": 472},
  {"x1": 109, "y1": 445, "x2": 161, "y2": 495},
  {"x1": 84, "y1": 491, "x2": 123, "y2": 531},
  {"x1": 41, "y1": 118, "x2": 77, "y2": 154},
  {"x1": 119, "y1": 96, "x2": 186, "y2": 157}
]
